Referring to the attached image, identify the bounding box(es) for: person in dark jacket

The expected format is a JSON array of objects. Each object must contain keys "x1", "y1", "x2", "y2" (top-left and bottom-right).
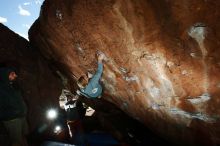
[
  {"x1": 59, "y1": 89, "x2": 87, "y2": 145},
  {"x1": 76, "y1": 52, "x2": 106, "y2": 99},
  {"x1": 0, "y1": 67, "x2": 28, "y2": 146}
]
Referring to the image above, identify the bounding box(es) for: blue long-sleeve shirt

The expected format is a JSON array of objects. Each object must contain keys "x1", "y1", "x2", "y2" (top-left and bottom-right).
[{"x1": 80, "y1": 62, "x2": 103, "y2": 98}]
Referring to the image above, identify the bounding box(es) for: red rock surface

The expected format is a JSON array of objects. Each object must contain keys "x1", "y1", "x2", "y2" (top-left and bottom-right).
[{"x1": 29, "y1": 0, "x2": 220, "y2": 145}]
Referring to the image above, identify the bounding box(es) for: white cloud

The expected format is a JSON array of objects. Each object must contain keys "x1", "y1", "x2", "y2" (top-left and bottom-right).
[
  {"x1": 18, "y1": 5, "x2": 31, "y2": 16},
  {"x1": 22, "y1": 24, "x2": 30, "y2": 29},
  {"x1": 35, "y1": 0, "x2": 42, "y2": 5},
  {"x1": 0, "y1": 16, "x2": 7, "y2": 23},
  {"x1": 23, "y1": 2, "x2": 31, "y2": 6}
]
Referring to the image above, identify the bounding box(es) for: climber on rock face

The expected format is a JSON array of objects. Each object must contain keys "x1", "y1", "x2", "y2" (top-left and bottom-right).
[{"x1": 76, "y1": 51, "x2": 106, "y2": 99}]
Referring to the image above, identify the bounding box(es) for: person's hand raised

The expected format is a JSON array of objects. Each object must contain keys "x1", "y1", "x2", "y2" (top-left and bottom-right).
[{"x1": 98, "y1": 53, "x2": 105, "y2": 62}]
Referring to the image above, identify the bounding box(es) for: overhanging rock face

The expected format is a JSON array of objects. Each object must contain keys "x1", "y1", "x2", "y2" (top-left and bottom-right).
[{"x1": 29, "y1": 0, "x2": 220, "y2": 145}]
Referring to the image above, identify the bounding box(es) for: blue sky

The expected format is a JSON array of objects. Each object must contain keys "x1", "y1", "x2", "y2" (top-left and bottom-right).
[{"x1": 0, "y1": 0, "x2": 44, "y2": 40}]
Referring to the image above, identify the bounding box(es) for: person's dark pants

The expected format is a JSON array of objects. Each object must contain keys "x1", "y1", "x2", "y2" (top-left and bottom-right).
[
  {"x1": 3, "y1": 117, "x2": 28, "y2": 146},
  {"x1": 67, "y1": 120, "x2": 87, "y2": 146}
]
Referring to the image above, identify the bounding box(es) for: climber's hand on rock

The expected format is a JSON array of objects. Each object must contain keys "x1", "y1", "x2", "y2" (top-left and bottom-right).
[{"x1": 98, "y1": 52, "x2": 105, "y2": 62}]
